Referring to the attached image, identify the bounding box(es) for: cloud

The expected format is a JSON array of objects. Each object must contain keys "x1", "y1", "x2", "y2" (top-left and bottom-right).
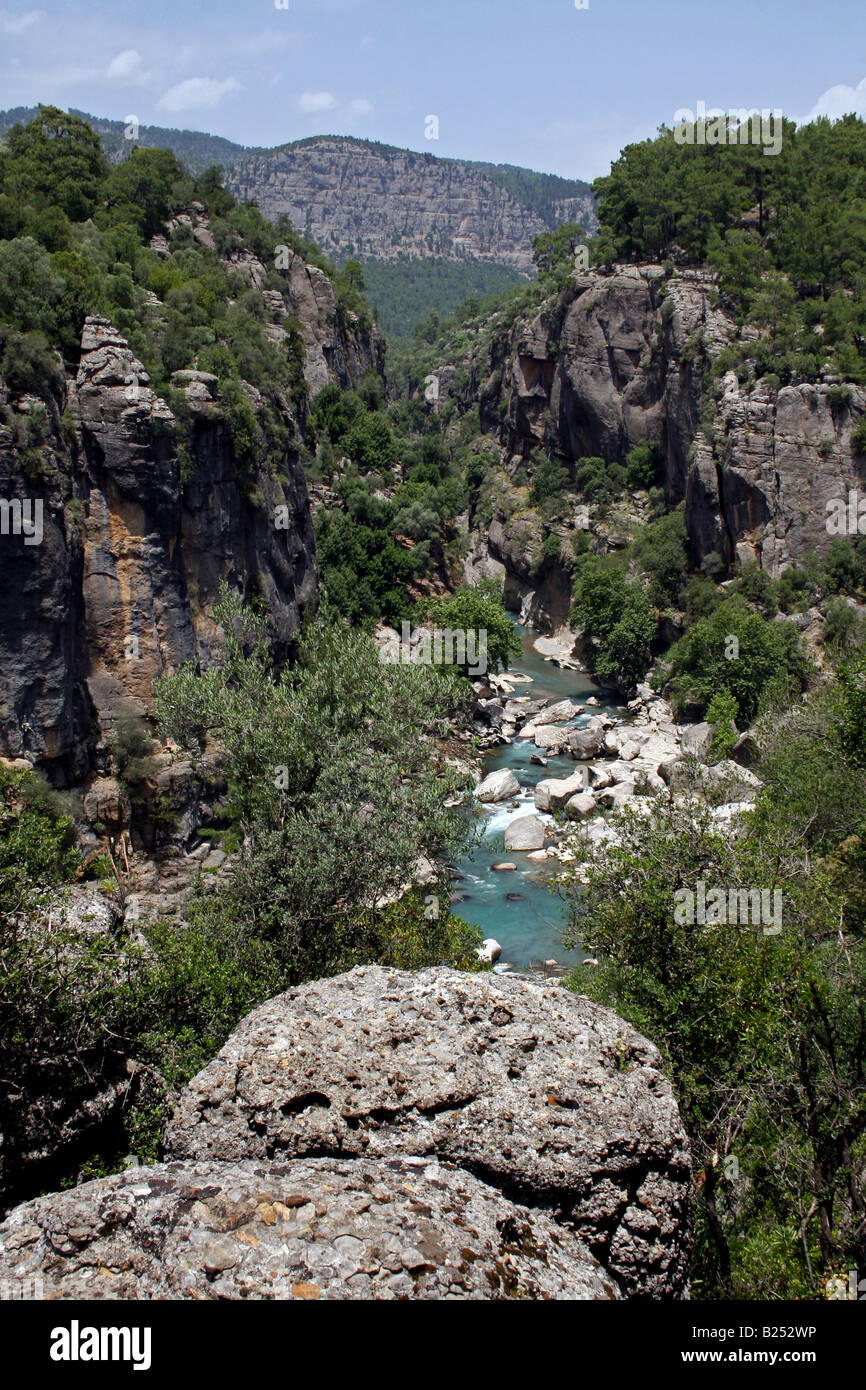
[
  {"x1": 348, "y1": 98, "x2": 373, "y2": 115},
  {"x1": 107, "y1": 49, "x2": 143, "y2": 81},
  {"x1": 156, "y1": 76, "x2": 242, "y2": 113},
  {"x1": 799, "y1": 76, "x2": 866, "y2": 125},
  {"x1": 298, "y1": 90, "x2": 337, "y2": 113},
  {"x1": 0, "y1": 8, "x2": 43, "y2": 34}
]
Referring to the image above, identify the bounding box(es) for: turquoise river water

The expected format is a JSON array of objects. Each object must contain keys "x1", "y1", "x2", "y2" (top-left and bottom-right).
[{"x1": 451, "y1": 625, "x2": 622, "y2": 973}]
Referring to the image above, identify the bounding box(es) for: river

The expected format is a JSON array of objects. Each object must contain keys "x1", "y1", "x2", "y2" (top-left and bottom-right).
[{"x1": 452, "y1": 625, "x2": 622, "y2": 974}]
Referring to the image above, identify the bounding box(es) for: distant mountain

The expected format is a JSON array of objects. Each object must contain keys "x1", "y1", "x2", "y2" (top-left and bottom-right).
[
  {"x1": 228, "y1": 136, "x2": 596, "y2": 274},
  {"x1": 0, "y1": 110, "x2": 597, "y2": 274}
]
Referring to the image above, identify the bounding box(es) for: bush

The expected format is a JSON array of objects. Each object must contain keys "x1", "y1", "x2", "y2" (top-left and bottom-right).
[
  {"x1": 425, "y1": 579, "x2": 522, "y2": 675},
  {"x1": 625, "y1": 439, "x2": 662, "y2": 489},
  {"x1": 529, "y1": 453, "x2": 569, "y2": 507},
  {"x1": 659, "y1": 596, "x2": 810, "y2": 721},
  {"x1": 706, "y1": 688, "x2": 739, "y2": 760},
  {"x1": 572, "y1": 556, "x2": 656, "y2": 691}
]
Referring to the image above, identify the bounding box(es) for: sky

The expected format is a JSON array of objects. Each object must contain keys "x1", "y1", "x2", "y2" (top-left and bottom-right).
[{"x1": 0, "y1": 0, "x2": 864, "y2": 181}]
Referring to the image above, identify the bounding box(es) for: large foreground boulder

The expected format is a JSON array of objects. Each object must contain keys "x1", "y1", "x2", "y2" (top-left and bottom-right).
[
  {"x1": 164, "y1": 967, "x2": 691, "y2": 1296},
  {"x1": 0, "y1": 1157, "x2": 617, "y2": 1301}
]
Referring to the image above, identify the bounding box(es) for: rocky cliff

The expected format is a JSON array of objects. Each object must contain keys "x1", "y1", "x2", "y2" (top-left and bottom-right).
[
  {"x1": 433, "y1": 264, "x2": 865, "y2": 601},
  {"x1": 0, "y1": 966, "x2": 692, "y2": 1299},
  {"x1": 0, "y1": 182, "x2": 392, "y2": 784},
  {"x1": 0, "y1": 315, "x2": 318, "y2": 785},
  {"x1": 228, "y1": 137, "x2": 597, "y2": 275}
]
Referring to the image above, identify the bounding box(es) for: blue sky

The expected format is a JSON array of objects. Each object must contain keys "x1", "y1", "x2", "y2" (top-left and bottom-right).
[{"x1": 1, "y1": 0, "x2": 864, "y2": 180}]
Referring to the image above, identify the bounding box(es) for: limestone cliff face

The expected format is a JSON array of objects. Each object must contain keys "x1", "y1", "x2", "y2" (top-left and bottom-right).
[
  {"x1": 686, "y1": 374, "x2": 866, "y2": 573},
  {"x1": 0, "y1": 316, "x2": 317, "y2": 784},
  {"x1": 0, "y1": 370, "x2": 91, "y2": 779},
  {"x1": 228, "y1": 137, "x2": 597, "y2": 275},
  {"x1": 285, "y1": 254, "x2": 385, "y2": 397},
  {"x1": 448, "y1": 265, "x2": 865, "y2": 582}
]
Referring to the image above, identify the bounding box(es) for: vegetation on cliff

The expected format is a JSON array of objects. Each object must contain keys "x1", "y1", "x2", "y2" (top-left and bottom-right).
[{"x1": 592, "y1": 115, "x2": 866, "y2": 384}]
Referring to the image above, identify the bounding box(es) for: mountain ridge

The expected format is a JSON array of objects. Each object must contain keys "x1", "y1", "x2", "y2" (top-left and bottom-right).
[{"x1": 0, "y1": 107, "x2": 597, "y2": 276}]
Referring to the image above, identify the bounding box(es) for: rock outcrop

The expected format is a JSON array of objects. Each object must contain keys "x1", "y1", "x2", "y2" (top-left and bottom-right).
[
  {"x1": 164, "y1": 966, "x2": 692, "y2": 1297},
  {"x1": 451, "y1": 265, "x2": 864, "y2": 597},
  {"x1": 0, "y1": 315, "x2": 317, "y2": 783},
  {"x1": 227, "y1": 137, "x2": 597, "y2": 275},
  {"x1": 685, "y1": 373, "x2": 866, "y2": 574},
  {"x1": 0, "y1": 1156, "x2": 619, "y2": 1301}
]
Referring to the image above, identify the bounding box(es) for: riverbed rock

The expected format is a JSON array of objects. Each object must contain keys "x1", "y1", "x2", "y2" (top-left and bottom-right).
[
  {"x1": 164, "y1": 966, "x2": 692, "y2": 1296},
  {"x1": 476, "y1": 938, "x2": 503, "y2": 965},
  {"x1": 534, "y1": 770, "x2": 589, "y2": 813},
  {"x1": 474, "y1": 769, "x2": 520, "y2": 803},
  {"x1": 528, "y1": 724, "x2": 571, "y2": 753},
  {"x1": 566, "y1": 792, "x2": 597, "y2": 820},
  {"x1": 538, "y1": 699, "x2": 582, "y2": 724},
  {"x1": 680, "y1": 722, "x2": 713, "y2": 761},
  {"x1": 567, "y1": 726, "x2": 607, "y2": 760},
  {"x1": 0, "y1": 1156, "x2": 619, "y2": 1301},
  {"x1": 598, "y1": 781, "x2": 638, "y2": 810},
  {"x1": 504, "y1": 815, "x2": 547, "y2": 852}
]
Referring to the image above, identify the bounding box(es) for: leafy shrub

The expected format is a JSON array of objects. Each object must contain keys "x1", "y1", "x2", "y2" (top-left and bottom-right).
[{"x1": 659, "y1": 596, "x2": 810, "y2": 721}]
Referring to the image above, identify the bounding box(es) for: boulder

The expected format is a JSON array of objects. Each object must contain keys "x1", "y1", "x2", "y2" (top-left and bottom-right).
[
  {"x1": 476, "y1": 938, "x2": 503, "y2": 965},
  {"x1": 538, "y1": 699, "x2": 582, "y2": 724},
  {"x1": 82, "y1": 777, "x2": 131, "y2": 833},
  {"x1": 731, "y1": 731, "x2": 760, "y2": 768},
  {"x1": 474, "y1": 769, "x2": 520, "y2": 803},
  {"x1": 504, "y1": 816, "x2": 547, "y2": 852},
  {"x1": 598, "y1": 782, "x2": 637, "y2": 810},
  {"x1": 534, "y1": 771, "x2": 588, "y2": 813},
  {"x1": 588, "y1": 765, "x2": 614, "y2": 790},
  {"x1": 0, "y1": 1157, "x2": 618, "y2": 1301},
  {"x1": 567, "y1": 727, "x2": 606, "y2": 760},
  {"x1": 566, "y1": 792, "x2": 597, "y2": 820},
  {"x1": 680, "y1": 722, "x2": 713, "y2": 761},
  {"x1": 530, "y1": 725, "x2": 571, "y2": 753},
  {"x1": 164, "y1": 966, "x2": 692, "y2": 1297}
]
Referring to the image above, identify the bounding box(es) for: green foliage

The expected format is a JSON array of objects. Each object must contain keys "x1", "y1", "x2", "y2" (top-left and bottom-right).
[
  {"x1": 531, "y1": 221, "x2": 586, "y2": 277},
  {"x1": 359, "y1": 256, "x2": 523, "y2": 341},
  {"x1": 834, "y1": 649, "x2": 866, "y2": 766},
  {"x1": 631, "y1": 507, "x2": 689, "y2": 608},
  {"x1": 104, "y1": 147, "x2": 181, "y2": 239},
  {"x1": 706, "y1": 687, "x2": 739, "y2": 760},
  {"x1": 529, "y1": 453, "x2": 570, "y2": 507},
  {"x1": 344, "y1": 410, "x2": 397, "y2": 474},
  {"x1": 571, "y1": 555, "x2": 656, "y2": 691},
  {"x1": 625, "y1": 439, "x2": 662, "y2": 489},
  {"x1": 316, "y1": 493, "x2": 418, "y2": 628},
  {"x1": 659, "y1": 596, "x2": 810, "y2": 721},
  {"x1": 425, "y1": 579, "x2": 522, "y2": 675},
  {"x1": 592, "y1": 116, "x2": 866, "y2": 384},
  {"x1": 154, "y1": 590, "x2": 478, "y2": 973},
  {"x1": 0, "y1": 105, "x2": 108, "y2": 221},
  {"x1": 0, "y1": 236, "x2": 65, "y2": 336},
  {"x1": 559, "y1": 701, "x2": 866, "y2": 1298}
]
